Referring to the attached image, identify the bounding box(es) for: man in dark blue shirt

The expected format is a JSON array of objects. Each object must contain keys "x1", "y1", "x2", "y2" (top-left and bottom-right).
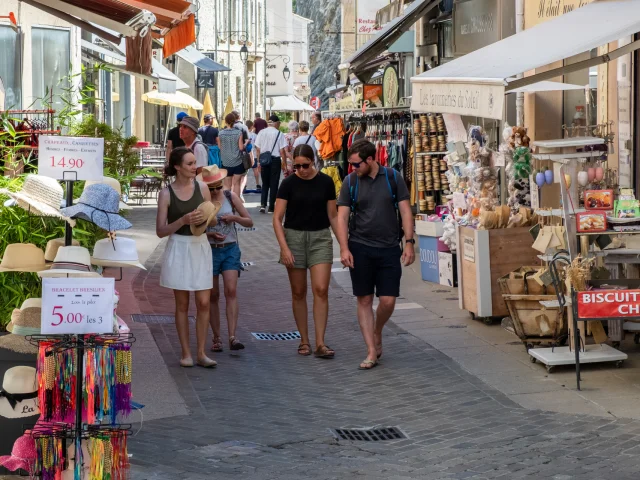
[{"x1": 198, "y1": 114, "x2": 219, "y2": 145}]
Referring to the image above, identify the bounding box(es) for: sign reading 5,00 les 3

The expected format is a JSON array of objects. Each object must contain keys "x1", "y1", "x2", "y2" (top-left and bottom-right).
[
  {"x1": 577, "y1": 290, "x2": 640, "y2": 318},
  {"x1": 38, "y1": 136, "x2": 104, "y2": 181}
]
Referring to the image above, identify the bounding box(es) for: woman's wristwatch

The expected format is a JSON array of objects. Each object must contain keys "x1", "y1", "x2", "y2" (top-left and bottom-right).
[{"x1": 405, "y1": 238, "x2": 415, "y2": 247}]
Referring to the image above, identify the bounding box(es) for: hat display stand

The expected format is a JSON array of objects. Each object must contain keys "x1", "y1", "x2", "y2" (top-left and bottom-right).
[{"x1": 0, "y1": 171, "x2": 141, "y2": 479}]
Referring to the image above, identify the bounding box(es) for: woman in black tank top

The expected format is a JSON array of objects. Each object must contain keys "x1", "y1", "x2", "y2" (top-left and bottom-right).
[{"x1": 156, "y1": 147, "x2": 217, "y2": 368}]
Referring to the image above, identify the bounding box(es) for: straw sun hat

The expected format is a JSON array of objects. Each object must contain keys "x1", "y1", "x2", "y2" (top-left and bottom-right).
[
  {"x1": 190, "y1": 201, "x2": 221, "y2": 236},
  {"x1": 0, "y1": 174, "x2": 75, "y2": 226},
  {"x1": 38, "y1": 246, "x2": 101, "y2": 278},
  {"x1": 197, "y1": 165, "x2": 228, "y2": 185},
  {"x1": 0, "y1": 299, "x2": 42, "y2": 354},
  {"x1": 44, "y1": 237, "x2": 80, "y2": 263},
  {"x1": 0, "y1": 243, "x2": 50, "y2": 273}
]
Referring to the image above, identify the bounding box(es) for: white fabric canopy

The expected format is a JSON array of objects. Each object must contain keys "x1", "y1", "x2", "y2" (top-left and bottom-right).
[
  {"x1": 411, "y1": 0, "x2": 640, "y2": 118},
  {"x1": 506, "y1": 81, "x2": 586, "y2": 94},
  {"x1": 141, "y1": 90, "x2": 203, "y2": 110},
  {"x1": 268, "y1": 95, "x2": 315, "y2": 112}
]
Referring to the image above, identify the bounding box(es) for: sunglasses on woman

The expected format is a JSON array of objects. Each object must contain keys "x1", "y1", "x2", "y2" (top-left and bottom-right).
[
  {"x1": 293, "y1": 163, "x2": 312, "y2": 170},
  {"x1": 209, "y1": 185, "x2": 224, "y2": 191}
]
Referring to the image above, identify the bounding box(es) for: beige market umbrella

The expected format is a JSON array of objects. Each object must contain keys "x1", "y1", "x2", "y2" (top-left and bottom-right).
[
  {"x1": 223, "y1": 95, "x2": 234, "y2": 117},
  {"x1": 141, "y1": 90, "x2": 204, "y2": 110},
  {"x1": 187, "y1": 106, "x2": 199, "y2": 121},
  {"x1": 201, "y1": 91, "x2": 218, "y2": 127}
]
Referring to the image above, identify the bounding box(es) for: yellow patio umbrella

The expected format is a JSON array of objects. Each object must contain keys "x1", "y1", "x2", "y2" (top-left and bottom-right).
[
  {"x1": 200, "y1": 91, "x2": 218, "y2": 127},
  {"x1": 223, "y1": 95, "x2": 234, "y2": 117},
  {"x1": 141, "y1": 90, "x2": 204, "y2": 110},
  {"x1": 187, "y1": 106, "x2": 199, "y2": 121}
]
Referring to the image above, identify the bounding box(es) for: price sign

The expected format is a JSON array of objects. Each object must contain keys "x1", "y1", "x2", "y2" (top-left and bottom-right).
[
  {"x1": 577, "y1": 290, "x2": 640, "y2": 319},
  {"x1": 38, "y1": 136, "x2": 104, "y2": 181},
  {"x1": 41, "y1": 278, "x2": 115, "y2": 335}
]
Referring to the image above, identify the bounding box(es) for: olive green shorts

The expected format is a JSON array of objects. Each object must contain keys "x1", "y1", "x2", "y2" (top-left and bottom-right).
[{"x1": 283, "y1": 228, "x2": 334, "y2": 269}]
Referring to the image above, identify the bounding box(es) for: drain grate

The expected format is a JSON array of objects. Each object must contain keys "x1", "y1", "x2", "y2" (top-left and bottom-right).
[
  {"x1": 447, "y1": 325, "x2": 467, "y2": 329},
  {"x1": 332, "y1": 427, "x2": 407, "y2": 442},
  {"x1": 433, "y1": 289, "x2": 449, "y2": 293},
  {"x1": 241, "y1": 262, "x2": 255, "y2": 267},
  {"x1": 251, "y1": 331, "x2": 301, "y2": 340},
  {"x1": 131, "y1": 315, "x2": 195, "y2": 324},
  {"x1": 237, "y1": 227, "x2": 256, "y2": 232},
  {"x1": 446, "y1": 297, "x2": 458, "y2": 301}
]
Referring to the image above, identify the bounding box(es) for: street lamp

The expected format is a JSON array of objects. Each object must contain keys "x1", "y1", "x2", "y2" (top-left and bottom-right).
[
  {"x1": 283, "y1": 64, "x2": 291, "y2": 82},
  {"x1": 240, "y1": 43, "x2": 249, "y2": 64}
]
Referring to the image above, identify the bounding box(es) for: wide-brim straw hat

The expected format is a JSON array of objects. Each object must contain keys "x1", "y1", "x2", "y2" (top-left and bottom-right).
[
  {"x1": 61, "y1": 183, "x2": 131, "y2": 232},
  {"x1": 44, "y1": 237, "x2": 80, "y2": 262},
  {"x1": 38, "y1": 246, "x2": 101, "y2": 278},
  {"x1": 0, "y1": 302, "x2": 41, "y2": 354},
  {"x1": 190, "y1": 201, "x2": 221, "y2": 236},
  {"x1": 91, "y1": 237, "x2": 146, "y2": 270},
  {"x1": 0, "y1": 174, "x2": 76, "y2": 227},
  {"x1": 5, "y1": 308, "x2": 20, "y2": 332},
  {"x1": 197, "y1": 165, "x2": 228, "y2": 185},
  {"x1": 77, "y1": 176, "x2": 131, "y2": 210},
  {"x1": 0, "y1": 365, "x2": 39, "y2": 419},
  {"x1": 0, "y1": 243, "x2": 50, "y2": 273}
]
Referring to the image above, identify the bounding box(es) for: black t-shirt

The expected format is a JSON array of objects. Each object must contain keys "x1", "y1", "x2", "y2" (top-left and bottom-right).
[
  {"x1": 167, "y1": 126, "x2": 184, "y2": 148},
  {"x1": 277, "y1": 172, "x2": 336, "y2": 231},
  {"x1": 198, "y1": 125, "x2": 219, "y2": 145}
]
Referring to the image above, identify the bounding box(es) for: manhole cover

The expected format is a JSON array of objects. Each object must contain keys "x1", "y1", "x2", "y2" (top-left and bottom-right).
[
  {"x1": 251, "y1": 331, "x2": 301, "y2": 340},
  {"x1": 446, "y1": 297, "x2": 458, "y2": 301},
  {"x1": 331, "y1": 427, "x2": 407, "y2": 442},
  {"x1": 131, "y1": 315, "x2": 195, "y2": 324},
  {"x1": 447, "y1": 325, "x2": 467, "y2": 329},
  {"x1": 433, "y1": 290, "x2": 449, "y2": 293}
]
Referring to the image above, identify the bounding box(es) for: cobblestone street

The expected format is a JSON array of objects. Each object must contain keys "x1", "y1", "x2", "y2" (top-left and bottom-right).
[{"x1": 123, "y1": 197, "x2": 640, "y2": 480}]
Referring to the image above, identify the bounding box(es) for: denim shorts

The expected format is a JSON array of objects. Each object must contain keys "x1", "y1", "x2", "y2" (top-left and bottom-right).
[{"x1": 211, "y1": 242, "x2": 243, "y2": 276}]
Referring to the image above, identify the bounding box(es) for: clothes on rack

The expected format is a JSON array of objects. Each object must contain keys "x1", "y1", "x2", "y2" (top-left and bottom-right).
[
  {"x1": 314, "y1": 118, "x2": 345, "y2": 160},
  {"x1": 321, "y1": 162, "x2": 343, "y2": 198}
]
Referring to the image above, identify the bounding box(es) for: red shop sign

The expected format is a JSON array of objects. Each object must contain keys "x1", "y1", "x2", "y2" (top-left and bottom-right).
[{"x1": 577, "y1": 290, "x2": 640, "y2": 318}]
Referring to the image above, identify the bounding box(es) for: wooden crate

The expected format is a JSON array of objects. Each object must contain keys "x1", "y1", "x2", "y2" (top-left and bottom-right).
[{"x1": 457, "y1": 226, "x2": 540, "y2": 318}]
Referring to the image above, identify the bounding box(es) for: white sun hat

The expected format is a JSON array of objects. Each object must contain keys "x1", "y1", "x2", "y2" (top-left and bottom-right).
[
  {"x1": 0, "y1": 366, "x2": 39, "y2": 419},
  {"x1": 91, "y1": 237, "x2": 146, "y2": 270},
  {"x1": 38, "y1": 246, "x2": 101, "y2": 278},
  {"x1": 0, "y1": 174, "x2": 75, "y2": 226}
]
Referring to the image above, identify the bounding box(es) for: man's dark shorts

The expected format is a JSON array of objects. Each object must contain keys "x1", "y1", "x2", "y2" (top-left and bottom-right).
[{"x1": 348, "y1": 240, "x2": 402, "y2": 297}]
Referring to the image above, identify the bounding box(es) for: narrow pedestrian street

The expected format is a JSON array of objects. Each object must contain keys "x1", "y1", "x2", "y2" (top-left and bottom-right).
[{"x1": 120, "y1": 196, "x2": 640, "y2": 480}]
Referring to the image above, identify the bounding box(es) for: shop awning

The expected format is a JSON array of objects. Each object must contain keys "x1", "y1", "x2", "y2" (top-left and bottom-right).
[
  {"x1": 505, "y1": 81, "x2": 586, "y2": 94},
  {"x1": 344, "y1": 0, "x2": 439, "y2": 72},
  {"x1": 81, "y1": 39, "x2": 189, "y2": 92},
  {"x1": 411, "y1": 0, "x2": 640, "y2": 119},
  {"x1": 175, "y1": 46, "x2": 230, "y2": 72},
  {"x1": 268, "y1": 95, "x2": 315, "y2": 112},
  {"x1": 20, "y1": 0, "x2": 195, "y2": 56},
  {"x1": 141, "y1": 90, "x2": 203, "y2": 109}
]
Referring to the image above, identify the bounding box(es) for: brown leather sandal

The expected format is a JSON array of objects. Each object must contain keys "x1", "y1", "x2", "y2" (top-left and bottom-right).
[
  {"x1": 298, "y1": 343, "x2": 312, "y2": 356},
  {"x1": 314, "y1": 345, "x2": 335, "y2": 359}
]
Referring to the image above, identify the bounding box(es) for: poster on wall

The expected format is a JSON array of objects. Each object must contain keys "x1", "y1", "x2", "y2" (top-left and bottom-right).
[
  {"x1": 363, "y1": 84, "x2": 383, "y2": 108},
  {"x1": 356, "y1": 0, "x2": 389, "y2": 35}
]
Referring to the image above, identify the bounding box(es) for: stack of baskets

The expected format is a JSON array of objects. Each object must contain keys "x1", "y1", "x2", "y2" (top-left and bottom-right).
[{"x1": 413, "y1": 114, "x2": 448, "y2": 153}]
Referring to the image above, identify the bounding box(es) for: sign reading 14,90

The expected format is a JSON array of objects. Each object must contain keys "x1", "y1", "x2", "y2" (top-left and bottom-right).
[
  {"x1": 41, "y1": 278, "x2": 115, "y2": 335},
  {"x1": 38, "y1": 136, "x2": 104, "y2": 181}
]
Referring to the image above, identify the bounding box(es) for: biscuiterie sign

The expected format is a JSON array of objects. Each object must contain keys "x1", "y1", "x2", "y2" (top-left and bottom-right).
[{"x1": 577, "y1": 290, "x2": 640, "y2": 318}]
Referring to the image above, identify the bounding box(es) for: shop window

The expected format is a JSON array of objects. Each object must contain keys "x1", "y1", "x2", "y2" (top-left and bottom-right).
[
  {"x1": 0, "y1": 25, "x2": 21, "y2": 109},
  {"x1": 31, "y1": 27, "x2": 70, "y2": 110},
  {"x1": 563, "y1": 49, "x2": 598, "y2": 133}
]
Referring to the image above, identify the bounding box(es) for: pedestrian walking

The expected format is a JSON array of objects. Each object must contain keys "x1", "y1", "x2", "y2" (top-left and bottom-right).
[
  {"x1": 217, "y1": 113, "x2": 247, "y2": 198},
  {"x1": 156, "y1": 147, "x2": 217, "y2": 368},
  {"x1": 293, "y1": 121, "x2": 318, "y2": 168},
  {"x1": 273, "y1": 144, "x2": 338, "y2": 358},
  {"x1": 244, "y1": 120, "x2": 261, "y2": 192},
  {"x1": 254, "y1": 112, "x2": 268, "y2": 134},
  {"x1": 284, "y1": 120, "x2": 300, "y2": 178},
  {"x1": 200, "y1": 165, "x2": 254, "y2": 352},
  {"x1": 198, "y1": 114, "x2": 219, "y2": 146},
  {"x1": 179, "y1": 116, "x2": 208, "y2": 174},
  {"x1": 310, "y1": 112, "x2": 321, "y2": 134},
  {"x1": 166, "y1": 112, "x2": 187, "y2": 162},
  {"x1": 254, "y1": 114, "x2": 287, "y2": 214},
  {"x1": 335, "y1": 140, "x2": 416, "y2": 370}
]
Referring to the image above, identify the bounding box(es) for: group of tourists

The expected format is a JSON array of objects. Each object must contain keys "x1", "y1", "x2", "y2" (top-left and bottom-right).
[{"x1": 157, "y1": 110, "x2": 415, "y2": 371}]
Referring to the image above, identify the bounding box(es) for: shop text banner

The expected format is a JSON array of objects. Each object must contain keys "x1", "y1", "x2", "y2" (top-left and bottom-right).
[
  {"x1": 411, "y1": 82, "x2": 505, "y2": 120},
  {"x1": 357, "y1": 0, "x2": 388, "y2": 34},
  {"x1": 41, "y1": 278, "x2": 115, "y2": 335},
  {"x1": 577, "y1": 290, "x2": 640, "y2": 319},
  {"x1": 39, "y1": 136, "x2": 104, "y2": 181}
]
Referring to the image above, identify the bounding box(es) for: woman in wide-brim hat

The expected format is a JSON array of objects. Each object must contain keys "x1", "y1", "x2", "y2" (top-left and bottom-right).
[
  {"x1": 156, "y1": 147, "x2": 217, "y2": 369},
  {"x1": 201, "y1": 165, "x2": 253, "y2": 352}
]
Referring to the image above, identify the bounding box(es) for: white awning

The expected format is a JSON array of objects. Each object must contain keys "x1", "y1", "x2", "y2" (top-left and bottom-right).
[
  {"x1": 411, "y1": 0, "x2": 640, "y2": 118},
  {"x1": 268, "y1": 95, "x2": 315, "y2": 112},
  {"x1": 506, "y1": 81, "x2": 586, "y2": 94},
  {"x1": 141, "y1": 90, "x2": 203, "y2": 109}
]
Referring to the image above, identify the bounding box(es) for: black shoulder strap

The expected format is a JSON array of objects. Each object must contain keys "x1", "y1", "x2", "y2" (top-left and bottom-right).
[
  {"x1": 271, "y1": 131, "x2": 281, "y2": 153},
  {"x1": 223, "y1": 189, "x2": 235, "y2": 213},
  {"x1": 304, "y1": 135, "x2": 312, "y2": 145}
]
